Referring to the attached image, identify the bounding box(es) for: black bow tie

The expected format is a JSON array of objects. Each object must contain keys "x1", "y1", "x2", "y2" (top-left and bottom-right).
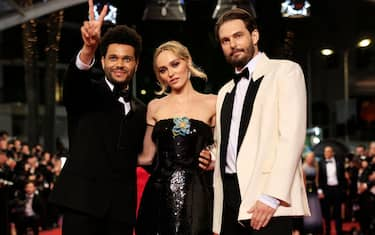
[
  {"x1": 325, "y1": 159, "x2": 333, "y2": 164},
  {"x1": 114, "y1": 88, "x2": 130, "y2": 102},
  {"x1": 232, "y1": 67, "x2": 249, "y2": 83}
]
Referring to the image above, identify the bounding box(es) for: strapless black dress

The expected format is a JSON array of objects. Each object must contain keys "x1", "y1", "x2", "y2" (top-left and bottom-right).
[{"x1": 136, "y1": 117, "x2": 214, "y2": 235}]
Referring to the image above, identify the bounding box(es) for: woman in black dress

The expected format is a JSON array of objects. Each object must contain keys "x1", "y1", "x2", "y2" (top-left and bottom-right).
[
  {"x1": 136, "y1": 40, "x2": 216, "y2": 235},
  {"x1": 303, "y1": 152, "x2": 323, "y2": 234}
]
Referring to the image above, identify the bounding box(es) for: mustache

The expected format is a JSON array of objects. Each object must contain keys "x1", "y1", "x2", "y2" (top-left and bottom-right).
[
  {"x1": 111, "y1": 67, "x2": 128, "y2": 73},
  {"x1": 230, "y1": 48, "x2": 244, "y2": 56}
]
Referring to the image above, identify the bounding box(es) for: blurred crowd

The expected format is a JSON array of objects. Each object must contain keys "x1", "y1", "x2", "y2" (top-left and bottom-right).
[
  {"x1": 343, "y1": 143, "x2": 375, "y2": 235},
  {"x1": 296, "y1": 141, "x2": 375, "y2": 235},
  {"x1": 0, "y1": 130, "x2": 65, "y2": 235}
]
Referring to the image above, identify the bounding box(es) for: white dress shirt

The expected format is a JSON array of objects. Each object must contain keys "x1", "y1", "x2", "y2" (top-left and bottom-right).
[
  {"x1": 25, "y1": 194, "x2": 35, "y2": 217},
  {"x1": 225, "y1": 53, "x2": 260, "y2": 174},
  {"x1": 225, "y1": 52, "x2": 280, "y2": 209},
  {"x1": 75, "y1": 51, "x2": 131, "y2": 115},
  {"x1": 326, "y1": 157, "x2": 339, "y2": 186}
]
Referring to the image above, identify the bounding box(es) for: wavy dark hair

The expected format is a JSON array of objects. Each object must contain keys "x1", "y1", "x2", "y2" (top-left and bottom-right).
[{"x1": 215, "y1": 8, "x2": 258, "y2": 42}]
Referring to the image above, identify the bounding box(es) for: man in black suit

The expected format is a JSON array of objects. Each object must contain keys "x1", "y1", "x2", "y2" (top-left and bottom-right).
[
  {"x1": 318, "y1": 145, "x2": 346, "y2": 235},
  {"x1": 13, "y1": 181, "x2": 45, "y2": 235},
  {"x1": 49, "y1": 1, "x2": 146, "y2": 234}
]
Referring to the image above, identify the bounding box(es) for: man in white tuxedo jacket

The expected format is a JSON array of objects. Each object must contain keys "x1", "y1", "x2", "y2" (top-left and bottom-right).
[{"x1": 213, "y1": 8, "x2": 310, "y2": 235}]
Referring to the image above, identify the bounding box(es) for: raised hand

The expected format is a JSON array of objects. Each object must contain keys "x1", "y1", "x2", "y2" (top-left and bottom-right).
[{"x1": 79, "y1": 0, "x2": 108, "y2": 64}]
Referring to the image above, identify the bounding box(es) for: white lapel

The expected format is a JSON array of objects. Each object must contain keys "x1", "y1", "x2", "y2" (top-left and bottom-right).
[{"x1": 236, "y1": 53, "x2": 273, "y2": 196}]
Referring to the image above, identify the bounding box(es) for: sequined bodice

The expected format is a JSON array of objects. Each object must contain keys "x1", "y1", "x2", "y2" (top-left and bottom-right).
[{"x1": 152, "y1": 117, "x2": 214, "y2": 173}]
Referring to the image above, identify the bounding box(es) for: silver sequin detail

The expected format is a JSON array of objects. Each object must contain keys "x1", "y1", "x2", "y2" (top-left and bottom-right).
[{"x1": 170, "y1": 169, "x2": 187, "y2": 233}]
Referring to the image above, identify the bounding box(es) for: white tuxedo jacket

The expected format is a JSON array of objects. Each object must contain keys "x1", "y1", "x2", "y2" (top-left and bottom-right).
[{"x1": 213, "y1": 53, "x2": 310, "y2": 233}]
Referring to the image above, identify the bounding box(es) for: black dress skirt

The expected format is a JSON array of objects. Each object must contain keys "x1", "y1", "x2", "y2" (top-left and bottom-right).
[{"x1": 136, "y1": 117, "x2": 214, "y2": 235}]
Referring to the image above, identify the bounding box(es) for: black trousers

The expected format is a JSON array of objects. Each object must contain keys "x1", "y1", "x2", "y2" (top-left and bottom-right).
[
  {"x1": 62, "y1": 209, "x2": 133, "y2": 235},
  {"x1": 15, "y1": 215, "x2": 40, "y2": 235},
  {"x1": 320, "y1": 186, "x2": 343, "y2": 235},
  {"x1": 221, "y1": 173, "x2": 292, "y2": 235}
]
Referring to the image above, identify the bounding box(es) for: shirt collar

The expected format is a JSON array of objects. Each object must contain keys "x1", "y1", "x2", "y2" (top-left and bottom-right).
[
  {"x1": 105, "y1": 77, "x2": 114, "y2": 91},
  {"x1": 325, "y1": 157, "x2": 336, "y2": 163}
]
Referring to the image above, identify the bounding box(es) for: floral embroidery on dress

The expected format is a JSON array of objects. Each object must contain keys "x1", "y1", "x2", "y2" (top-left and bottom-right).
[{"x1": 172, "y1": 117, "x2": 191, "y2": 137}]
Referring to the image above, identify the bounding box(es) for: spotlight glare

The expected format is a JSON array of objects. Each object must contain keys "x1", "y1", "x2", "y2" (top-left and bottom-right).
[
  {"x1": 321, "y1": 48, "x2": 334, "y2": 56},
  {"x1": 313, "y1": 127, "x2": 321, "y2": 136},
  {"x1": 357, "y1": 38, "x2": 372, "y2": 48},
  {"x1": 140, "y1": 89, "x2": 147, "y2": 95},
  {"x1": 311, "y1": 136, "x2": 321, "y2": 145},
  {"x1": 143, "y1": 0, "x2": 186, "y2": 21}
]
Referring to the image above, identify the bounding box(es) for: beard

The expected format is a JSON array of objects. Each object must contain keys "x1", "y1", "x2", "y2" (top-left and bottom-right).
[{"x1": 225, "y1": 45, "x2": 256, "y2": 69}]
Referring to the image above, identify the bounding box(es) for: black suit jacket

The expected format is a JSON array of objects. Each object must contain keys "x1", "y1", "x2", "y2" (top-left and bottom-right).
[
  {"x1": 11, "y1": 192, "x2": 45, "y2": 220},
  {"x1": 318, "y1": 157, "x2": 347, "y2": 197},
  {"x1": 49, "y1": 59, "x2": 146, "y2": 225},
  {"x1": 24, "y1": 193, "x2": 45, "y2": 218}
]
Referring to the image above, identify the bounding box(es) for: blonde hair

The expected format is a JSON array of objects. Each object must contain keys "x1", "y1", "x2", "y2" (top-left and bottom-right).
[{"x1": 153, "y1": 40, "x2": 207, "y2": 95}]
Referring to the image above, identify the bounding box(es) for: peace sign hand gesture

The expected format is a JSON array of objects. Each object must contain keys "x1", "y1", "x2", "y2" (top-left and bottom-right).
[{"x1": 79, "y1": 0, "x2": 108, "y2": 64}]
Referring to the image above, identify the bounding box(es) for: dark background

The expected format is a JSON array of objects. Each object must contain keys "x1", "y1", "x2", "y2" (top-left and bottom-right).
[{"x1": 0, "y1": 0, "x2": 375, "y2": 142}]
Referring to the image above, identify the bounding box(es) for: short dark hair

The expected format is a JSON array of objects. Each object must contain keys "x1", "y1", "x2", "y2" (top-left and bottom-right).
[
  {"x1": 356, "y1": 144, "x2": 366, "y2": 150},
  {"x1": 0, "y1": 130, "x2": 9, "y2": 137},
  {"x1": 100, "y1": 25, "x2": 142, "y2": 60},
  {"x1": 215, "y1": 8, "x2": 258, "y2": 41}
]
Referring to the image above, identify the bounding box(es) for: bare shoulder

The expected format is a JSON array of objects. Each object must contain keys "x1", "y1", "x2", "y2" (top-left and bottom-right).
[
  {"x1": 199, "y1": 94, "x2": 217, "y2": 126},
  {"x1": 147, "y1": 97, "x2": 164, "y2": 113},
  {"x1": 207, "y1": 93, "x2": 217, "y2": 103},
  {"x1": 149, "y1": 96, "x2": 169, "y2": 106},
  {"x1": 146, "y1": 97, "x2": 166, "y2": 124},
  {"x1": 199, "y1": 93, "x2": 217, "y2": 107}
]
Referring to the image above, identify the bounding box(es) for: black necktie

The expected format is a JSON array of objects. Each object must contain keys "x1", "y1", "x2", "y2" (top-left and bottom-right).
[{"x1": 232, "y1": 67, "x2": 249, "y2": 83}]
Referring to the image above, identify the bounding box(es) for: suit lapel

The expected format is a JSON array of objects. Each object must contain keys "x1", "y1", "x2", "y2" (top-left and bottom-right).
[
  {"x1": 219, "y1": 54, "x2": 270, "y2": 177},
  {"x1": 220, "y1": 86, "x2": 236, "y2": 177},
  {"x1": 236, "y1": 53, "x2": 270, "y2": 158},
  {"x1": 237, "y1": 76, "x2": 264, "y2": 153},
  {"x1": 320, "y1": 161, "x2": 328, "y2": 185}
]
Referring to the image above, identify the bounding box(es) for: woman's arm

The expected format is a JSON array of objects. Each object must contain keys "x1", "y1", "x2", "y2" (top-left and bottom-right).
[
  {"x1": 199, "y1": 95, "x2": 217, "y2": 170},
  {"x1": 138, "y1": 100, "x2": 158, "y2": 165}
]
